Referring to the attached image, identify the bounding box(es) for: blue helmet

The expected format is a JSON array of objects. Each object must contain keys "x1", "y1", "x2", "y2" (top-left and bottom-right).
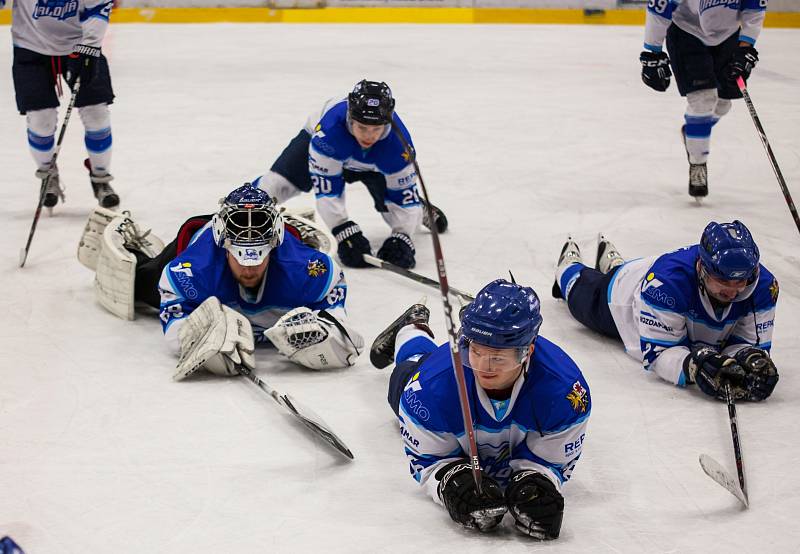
[
  {"x1": 698, "y1": 220, "x2": 760, "y2": 281},
  {"x1": 211, "y1": 184, "x2": 284, "y2": 266},
  {"x1": 460, "y1": 279, "x2": 542, "y2": 349}
]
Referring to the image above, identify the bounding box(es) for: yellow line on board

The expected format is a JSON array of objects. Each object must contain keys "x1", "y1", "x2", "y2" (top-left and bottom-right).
[{"x1": 0, "y1": 7, "x2": 798, "y2": 27}]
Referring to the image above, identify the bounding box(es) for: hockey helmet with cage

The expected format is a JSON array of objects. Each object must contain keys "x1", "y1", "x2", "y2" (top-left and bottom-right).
[
  {"x1": 348, "y1": 80, "x2": 395, "y2": 126},
  {"x1": 698, "y1": 220, "x2": 760, "y2": 282},
  {"x1": 212, "y1": 184, "x2": 284, "y2": 266},
  {"x1": 460, "y1": 279, "x2": 542, "y2": 353}
]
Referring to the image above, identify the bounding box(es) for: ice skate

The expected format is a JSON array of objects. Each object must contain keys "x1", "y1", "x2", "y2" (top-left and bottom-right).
[
  {"x1": 421, "y1": 200, "x2": 448, "y2": 233},
  {"x1": 115, "y1": 215, "x2": 164, "y2": 258},
  {"x1": 552, "y1": 236, "x2": 582, "y2": 299},
  {"x1": 85, "y1": 158, "x2": 120, "y2": 209},
  {"x1": 35, "y1": 165, "x2": 65, "y2": 214},
  {"x1": 681, "y1": 125, "x2": 708, "y2": 202},
  {"x1": 370, "y1": 300, "x2": 432, "y2": 369},
  {"x1": 595, "y1": 234, "x2": 624, "y2": 274}
]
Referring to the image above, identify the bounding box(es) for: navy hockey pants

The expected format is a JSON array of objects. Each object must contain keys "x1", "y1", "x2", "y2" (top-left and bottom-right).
[
  {"x1": 564, "y1": 265, "x2": 622, "y2": 340},
  {"x1": 666, "y1": 24, "x2": 742, "y2": 99}
]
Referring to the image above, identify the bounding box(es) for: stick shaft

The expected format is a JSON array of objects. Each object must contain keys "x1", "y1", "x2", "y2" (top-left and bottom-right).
[
  {"x1": 362, "y1": 254, "x2": 475, "y2": 302},
  {"x1": 725, "y1": 383, "x2": 748, "y2": 501}
]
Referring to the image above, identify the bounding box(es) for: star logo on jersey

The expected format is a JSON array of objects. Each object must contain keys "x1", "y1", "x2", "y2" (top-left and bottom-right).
[
  {"x1": 566, "y1": 381, "x2": 589, "y2": 413},
  {"x1": 307, "y1": 259, "x2": 327, "y2": 277},
  {"x1": 170, "y1": 261, "x2": 193, "y2": 277},
  {"x1": 769, "y1": 278, "x2": 779, "y2": 303},
  {"x1": 401, "y1": 149, "x2": 411, "y2": 162}
]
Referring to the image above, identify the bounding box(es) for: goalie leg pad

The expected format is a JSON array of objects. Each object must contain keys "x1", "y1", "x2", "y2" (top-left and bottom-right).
[
  {"x1": 264, "y1": 307, "x2": 364, "y2": 370},
  {"x1": 94, "y1": 215, "x2": 137, "y2": 321},
  {"x1": 174, "y1": 297, "x2": 255, "y2": 381},
  {"x1": 78, "y1": 206, "x2": 120, "y2": 271}
]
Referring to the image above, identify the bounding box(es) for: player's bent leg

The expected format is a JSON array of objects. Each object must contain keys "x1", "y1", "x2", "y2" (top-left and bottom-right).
[
  {"x1": 684, "y1": 88, "x2": 718, "y2": 165},
  {"x1": 256, "y1": 171, "x2": 303, "y2": 204},
  {"x1": 79, "y1": 104, "x2": 119, "y2": 208},
  {"x1": 565, "y1": 267, "x2": 621, "y2": 340},
  {"x1": 714, "y1": 98, "x2": 732, "y2": 119},
  {"x1": 266, "y1": 129, "x2": 314, "y2": 196}
]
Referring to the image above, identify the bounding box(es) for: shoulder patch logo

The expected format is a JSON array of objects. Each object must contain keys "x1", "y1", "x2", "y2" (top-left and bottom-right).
[
  {"x1": 566, "y1": 381, "x2": 589, "y2": 413},
  {"x1": 307, "y1": 259, "x2": 327, "y2": 277},
  {"x1": 770, "y1": 278, "x2": 779, "y2": 303},
  {"x1": 401, "y1": 149, "x2": 411, "y2": 162},
  {"x1": 170, "y1": 261, "x2": 193, "y2": 277}
]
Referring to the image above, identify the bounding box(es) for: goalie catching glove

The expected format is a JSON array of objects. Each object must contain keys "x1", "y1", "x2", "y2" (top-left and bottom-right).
[
  {"x1": 264, "y1": 307, "x2": 364, "y2": 370},
  {"x1": 175, "y1": 296, "x2": 255, "y2": 380}
]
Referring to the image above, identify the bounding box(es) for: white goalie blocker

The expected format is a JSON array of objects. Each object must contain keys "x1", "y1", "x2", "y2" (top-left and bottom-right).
[
  {"x1": 174, "y1": 296, "x2": 255, "y2": 380},
  {"x1": 265, "y1": 307, "x2": 364, "y2": 370},
  {"x1": 83, "y1": 210, "x2": 165, "y2": 320}
]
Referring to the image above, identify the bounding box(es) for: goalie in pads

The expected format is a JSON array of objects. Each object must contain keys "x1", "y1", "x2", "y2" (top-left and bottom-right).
[{"x1": 80, "y1": 184, "x2": 364, "y2": 378}]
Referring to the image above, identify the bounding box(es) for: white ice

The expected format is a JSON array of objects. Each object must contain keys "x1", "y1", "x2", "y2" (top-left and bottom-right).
[{"x1": 1, "y1": 23, "x2": 800, "y2": 553}]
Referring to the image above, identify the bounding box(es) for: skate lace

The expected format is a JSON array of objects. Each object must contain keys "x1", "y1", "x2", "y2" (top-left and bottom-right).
[
  {"x1": 117, "y1": 215, "x2": 157, "y2": 255},
  {"x1": 689, "y1": 164, "x2": 707, "y2": 186}
]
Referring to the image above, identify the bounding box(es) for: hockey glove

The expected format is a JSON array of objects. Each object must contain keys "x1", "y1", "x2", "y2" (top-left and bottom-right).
[
  {"x1": 332, "y1": 220, "x2": 371, "y2": 268},
  {"x1": 377, "y1": 232, "x2": 415, "y2": 269},
  {"x1": 640, "y1": 51, "x2": 672, "y2": 92},
  {"x1": 65, "y1": 45, "x2": 101, "y2": 87},
  {"x1": 725, "y1": 46, "x2": 758, "y2": 83},
  {"x1": 734, "y1": 347, "x2": 779, "y2": 401},
  {"x1": 506, "y1": 470, "x2": 564, "y2": 540},
  {"x1": 436, "y1": 460, "x2": 507, "y2": 532},
  {"x1": 683, "y1": 346, "x2": 747, "y2": 400}
]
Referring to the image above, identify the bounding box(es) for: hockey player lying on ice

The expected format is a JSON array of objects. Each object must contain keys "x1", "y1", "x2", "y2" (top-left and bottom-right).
[
  {"x1": 552, "y1": 219, "x2": 778, "y2": 402},
  {"x1": 78, "y1": 184, "x2": 364, "y2": 378},
  {"x1": 371, "y1": 279, "x2": 590, "y2": 540}
]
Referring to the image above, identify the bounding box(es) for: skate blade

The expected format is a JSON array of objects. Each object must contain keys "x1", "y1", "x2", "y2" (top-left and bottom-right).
[
  {"x1": 693, "y1": 197, "x2": 705, "y2": 206},
  {"x1": 47, "y1": 207, "x2": 55, "y2": 217}
]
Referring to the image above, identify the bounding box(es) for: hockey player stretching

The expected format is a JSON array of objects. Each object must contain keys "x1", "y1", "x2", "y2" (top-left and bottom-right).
[
  {"x1": 253, "y1": 79, "x2": 447, "y2": 270},
  {"x1": 553, "y1": 220, "x2": 779, "y2": 401},
  {"x1": 639, "y1": 0, "x2": 766, "y2": 199},
  {"x1": 371, "y1": 280, "x2": 590, "y2": 540},
  {"x1": 9, "y1": 0, "x2": 120, "y2": 208},
  {"x1": 78, "y1": 185, "x2": 364, "y2": 376}
]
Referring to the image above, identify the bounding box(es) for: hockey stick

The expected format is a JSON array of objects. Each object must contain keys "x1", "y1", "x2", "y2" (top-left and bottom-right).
[
  {"x1": 698, "y1": 382, "x2": 749, "y2": 507},
  {"x1": 736, "y1": 76, "x2": 800, "y2": 236},
  {"x1": 362, "y1": 254, "x2": 475, "y2": 302},
  {"x1": 237, "y1": 365, "x2": 354, "y2": 460},
  {"x1": 19, "y1": 77, "x2": 82, "y2": 268},
  {"x1": 392, "y1": 127, "x2": 484, "y2": 494}
]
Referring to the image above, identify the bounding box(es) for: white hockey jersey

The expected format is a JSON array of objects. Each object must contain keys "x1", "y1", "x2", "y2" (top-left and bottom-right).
[
  {"x1": 11, "y1": 0, "x2": 112, "y2": 56},
  {"x1": 644, "y1": 0, "x2": 767, "y2": 50},
  {"x1": 608, "y1": 245, "x2": 778, "y2": 386}
]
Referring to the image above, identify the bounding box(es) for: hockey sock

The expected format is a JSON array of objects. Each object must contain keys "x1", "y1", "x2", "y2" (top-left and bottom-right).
[
  {"x1": 79, "y1": 103, "x2": 112, "y2": 175},
  {"x1": 557, "y1": 263, "x2": 586, "y2": 301},
  {"x1": 26, "y1": 108, "x2": 58, "y2": 171},
  {"x1": 684, "y1": 89, "x2": 719, "y2": 165}
]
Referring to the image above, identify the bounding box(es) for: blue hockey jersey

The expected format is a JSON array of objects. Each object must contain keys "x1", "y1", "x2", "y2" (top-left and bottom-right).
[
  {"x1": 398, "y1": 337, "x2": 590, "y2": 504},
  {"x1": 608, "y1": 245, "x2": 778, "y2": 386},
  {"x1": 157, "y1": 223, "x2": 348, "y2": 353},
  {"x1": 306, "y1": 98, "x2": 422, "y2": 237}
]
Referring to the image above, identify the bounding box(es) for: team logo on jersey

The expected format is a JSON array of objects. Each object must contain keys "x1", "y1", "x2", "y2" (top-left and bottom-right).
[
  {"x1": 566, "y1": 381, "x2": 589, "y2": 413},
  {"x1": 770, "y1": 278, "x2": 779, "y2": 303},
  {"x1": 32, "y1": 0, "x2": 78, "y2": 20},
  {"x1": 404, "y1": 372, "x2": 422, "y2": 393},
  {"x1": 307, "y1": 259, "x2": 327, "y2": 277},
  {"x1": 401, "y1": 149, "x2": 411, "y2": 162},
  {"x1": 170, "y1": 261, "x2": 193, "y2": 277},
  {"x1": 169, "y1": 262, "x2": 198, "y2": 299},
  {"x1": 641, "y1": 272, "x2": 675, "y2": 307},
  {"x1": 699, "y1": 0, "x2": 740, "y2": 14}
]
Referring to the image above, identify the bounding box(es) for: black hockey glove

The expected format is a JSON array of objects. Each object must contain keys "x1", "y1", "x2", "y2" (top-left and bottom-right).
[
  {"x1": 725, "y1": 46, "x2": 758, "y2": 83},
  {"x1": 734, "y1": 347, "x2": 779, "y2": 401},
  {"x1": 65, "y1": 45, "x2": 101, "y2": 87},
  {"x1": 331, "y1": 220, "x2": 371, "y2": 268},
  {"x1": 683, "y1": 346, "x2": 747, "y2": 400},
  {"x1": 436, "y1": 460, "x2": 507, "y2": 532},
  {"x1": 377, "y1": 232, "x2": 415, "y2": 269},
  {"x1": 640, "y1": 50, "x2": 672, "y2": 92},
  {"x1": 505, "y1": 470, "x2": 564, "y2": 540}
]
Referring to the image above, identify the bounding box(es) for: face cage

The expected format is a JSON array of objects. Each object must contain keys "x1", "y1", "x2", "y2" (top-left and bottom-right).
[
  {"x1": 458, "y1": 335, "x2": 531, "y2": 375},
  {"x1": 221, "y1": 205, "x2": 280, "y2": 267}
]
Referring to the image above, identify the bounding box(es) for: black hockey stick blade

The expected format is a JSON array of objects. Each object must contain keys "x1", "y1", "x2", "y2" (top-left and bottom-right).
[{"x1": 699, "y1": 453, "x2": 749, "y2": 508}]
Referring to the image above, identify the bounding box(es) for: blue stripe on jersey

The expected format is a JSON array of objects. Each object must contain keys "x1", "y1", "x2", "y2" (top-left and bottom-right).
[
  {"x1": 85, "y1": 127, "x2": 112, "y2": 153},
  {"x1": 741, "y1": 0, "x2": 765, "y2": 10},
  {"x1": 80, "y1": 1, "x2": 112, "y2": 21},
  {"x1": 313, "y1": 256, "x2": 336, "y2": 303},
  {"x1": 644, "y1": 43, "x2": 663, "y2": 53},
  {"x1": 641, "y1": 336, "x2": 684, "y2": 347},
  {"x1": 739, "y1": 34, "x2": 756, "y2": 45},
  {"x1": 27, "y1": 130, "x2": 54, "y2": 152},
  {"x1": 397, "y1": 336, "x2": 437, "y2": 364}
]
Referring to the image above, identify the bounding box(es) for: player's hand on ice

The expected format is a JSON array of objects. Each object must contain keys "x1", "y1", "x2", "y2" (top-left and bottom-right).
[
  {"x1": 332, "y1": 220, "x2": 372, "y2": 268},
  {"x1": 683, "y1": 346, "x2": 746, "y2": 399},
  {"x1": 734, "y1": 347, "x2": 779, "y2": 401},
  {"x1": 505, "y1": 470, "x2": 564, "y2": 540},
  {"x1": 436, "y1": 460, "x2": 507, "y2": 532},
  {"x1": 65, "y1": 45, "x2": 101, "y2": 87},
  {"x1": 377, "y1": 232, "x2": 415, "y2": 269},
  {"x1": 725, "y1": 46, "x2": 758, "y2": 83},
  {"x1": 640, "y1": 50, "x2": 671, "y2": 92}
]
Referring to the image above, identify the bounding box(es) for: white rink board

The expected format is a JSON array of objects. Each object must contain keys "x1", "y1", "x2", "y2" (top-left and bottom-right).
[{"x1": 1, "y1": 24, "x2": 800, "y2": 554}]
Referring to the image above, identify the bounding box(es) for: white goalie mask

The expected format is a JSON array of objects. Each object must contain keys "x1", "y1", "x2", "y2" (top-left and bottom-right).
[{"x1": 211, "y1": 184, "x2": 285, "y2": 266}]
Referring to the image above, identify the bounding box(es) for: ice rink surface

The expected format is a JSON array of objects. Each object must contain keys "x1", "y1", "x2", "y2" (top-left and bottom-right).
[{"x1": 2, "y1": 22, "x2": 800, "y2": 553}]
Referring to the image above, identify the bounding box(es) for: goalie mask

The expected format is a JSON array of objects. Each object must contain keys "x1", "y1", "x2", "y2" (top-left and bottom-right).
[{"x1": 212, "y1": 184, "x2": 284, "y2": 266}]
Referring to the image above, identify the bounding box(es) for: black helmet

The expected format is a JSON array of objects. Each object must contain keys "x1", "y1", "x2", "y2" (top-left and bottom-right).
[{"x1": 348, "y1": 80, "x2": 395, "y2": 125}]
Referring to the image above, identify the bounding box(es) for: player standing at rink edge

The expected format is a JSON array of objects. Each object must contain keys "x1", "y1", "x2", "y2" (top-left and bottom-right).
[
  {"x1": 639, "y1": 0, "x2": 766, "y2": 199},
  {"x1": 77, "y1": 184, "x2": 364, "y2": 377},
  {"x1": 8, "y1": 0, "x2": 120, "y2": 209},
  {"x1": 552, "y1": 220, "x2": 779, "y2": 401},
  {"x1": 253, "y1": 79, "x2": 448, "y2": 270},
  {"x1": 371, "y1": 279, "x2": 590, "y2": 540}
]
